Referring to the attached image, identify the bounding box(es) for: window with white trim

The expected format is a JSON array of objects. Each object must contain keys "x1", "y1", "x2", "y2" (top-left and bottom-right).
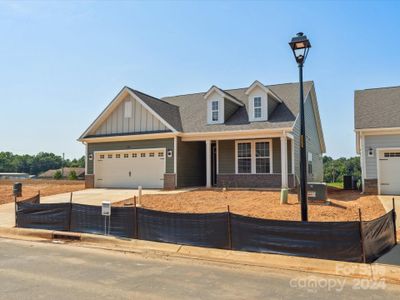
[
  {"x1": 237, "y1": 142, "x2": 252, "y2": 173},
  {"x1": 254, "y1": 97, "x2": 262, "y2": 119},
  {"x1": 255, "y1": 141, "x2": 270, "y2": 173},
  {"x1": 236, "y1": 140, "x2": 272, "y2": 174},
  {"x1": 211, "y1": 100, "x2": 219, "y2": 122}
]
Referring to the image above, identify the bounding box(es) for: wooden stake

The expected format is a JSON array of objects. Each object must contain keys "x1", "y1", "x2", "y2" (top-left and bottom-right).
[
  {"x1": 393, "y1": 198, "x2": 397, "y2": 245},
  {"x1": 227, "y1": 205, "x2": 232, "y2": 250},
  {"x1": 14, "y1": 196, "x2": 17, "y2": 227},
  {"x1": 358, "y1": 208, "x2": 366, "y2": 263},
  {"x1": 134, "y1": 196, "x2": 138, "y2": 239},
  {"x1": 68, "y1": 192, "x2": 73, "y2": 232}
]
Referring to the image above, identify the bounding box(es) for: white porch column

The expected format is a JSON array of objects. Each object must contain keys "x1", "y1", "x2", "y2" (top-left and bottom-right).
[
  {"x1": 280, "y1": 135, "x2": 288, "y2": 188},
  {"x1": 291, "y1": 138, "x2": 295, "y2": 175},
  {"x1": 206, "y1": 140, "x2": 212, "y2": 188}
]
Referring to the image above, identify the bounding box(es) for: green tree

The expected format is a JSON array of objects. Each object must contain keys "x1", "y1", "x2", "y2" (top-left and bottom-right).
[
  {"x1": 53, "y1": 170, "x2": 63, "y2": 179},
  {"x1": 68, "y1": 170, "x2": 78, "y2": 180},
  {"x1": 323, "y1": 156, "x2": 361, "y2": 182}
]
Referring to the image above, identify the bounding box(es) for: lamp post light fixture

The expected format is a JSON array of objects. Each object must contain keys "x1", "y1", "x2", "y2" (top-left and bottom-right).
[{"x1": 289, "y1": 32, "x2": 312, "y2": 222}]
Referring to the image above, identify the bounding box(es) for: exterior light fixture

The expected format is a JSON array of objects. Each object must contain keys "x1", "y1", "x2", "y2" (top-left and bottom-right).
[{"x1": 289, "y1": 32, "x2": 312, "y2": 222}]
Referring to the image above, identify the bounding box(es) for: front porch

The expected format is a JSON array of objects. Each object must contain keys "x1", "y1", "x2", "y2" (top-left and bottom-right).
[{"x1": 182, "y1": 132, "x2": 295, "y2": 189}]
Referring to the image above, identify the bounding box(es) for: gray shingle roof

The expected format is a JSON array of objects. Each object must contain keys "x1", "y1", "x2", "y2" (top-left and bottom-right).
[
  {"x1": 355, "y1": 86, "x2": 400, "y2": 129},
  {"x1": 161, "y1": 81, "x2": 313, "y2": 133},
  {"x1": 128, "y1": 88, "x2": 183, "y2": 131}
]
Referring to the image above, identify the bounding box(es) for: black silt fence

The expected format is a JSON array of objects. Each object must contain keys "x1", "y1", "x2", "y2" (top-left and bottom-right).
[
  {"x1": 15, "y1": 201, "x2": 397, "y2": 263},
  {"x1": 70, "y1": 204, "x2": 135, "y2": 238},
  {"x1": 18, "y1": 194, "x2": 40, "y2": 204},
  {"x1": 16, "y1": 202, "x2": 70, "y2": 231},
  {"x1": 362, "y1": 210, "x2": 396, "y2": 263},
  {"x1": 137, "y1": 208, "x2": 230, "y2": 249},
  {"x1": 230, "y1": 214, "x2": 363, "y2": 262}
]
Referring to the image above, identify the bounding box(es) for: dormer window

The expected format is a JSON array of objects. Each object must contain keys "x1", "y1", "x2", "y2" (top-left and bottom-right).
[
  {"x1": 211, "y1": 100, "x2": 219, "y2": 122},
  {"x1": 254, "y1": 97, "x2": 262, "y2": 119}
]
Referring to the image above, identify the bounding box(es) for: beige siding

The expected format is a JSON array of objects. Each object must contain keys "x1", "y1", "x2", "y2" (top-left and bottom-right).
[{"x1": 93, "y1": 94, "x2": 168, "y2": 136}]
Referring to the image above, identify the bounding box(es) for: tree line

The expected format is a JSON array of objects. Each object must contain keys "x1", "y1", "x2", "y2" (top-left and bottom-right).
[
  {"x1": 323, "y1": 156, "x2": 361, "y2": 183},
  {"x1": 0, "y1": 152, "x2": 85, "y2": 176}
]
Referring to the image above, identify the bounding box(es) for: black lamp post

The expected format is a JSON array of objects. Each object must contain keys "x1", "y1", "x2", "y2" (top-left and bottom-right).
[{"x1": 289, "y1": 32, "x2": 311, "y2": 222}]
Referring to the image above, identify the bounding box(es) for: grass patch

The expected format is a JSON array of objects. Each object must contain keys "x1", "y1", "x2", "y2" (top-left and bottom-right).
[{"x1": 327, "y1": 182, "x2": 343, "y2": 189}]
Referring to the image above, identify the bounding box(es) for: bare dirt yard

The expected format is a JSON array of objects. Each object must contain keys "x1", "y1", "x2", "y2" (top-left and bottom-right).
[
  {"x1": 0, "y1": 179, "x2": 85, "y2": 205},
  {"x1": 115, "y1": 187, "x2": 386, "y2": 222}
]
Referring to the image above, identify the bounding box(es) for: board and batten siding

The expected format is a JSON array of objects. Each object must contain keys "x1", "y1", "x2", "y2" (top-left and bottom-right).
[
  {"x1": 176, "y1": 138, "x2": 206, "y2": 187},
  {"x1": 292, "y1": 93, "x2": 324, "y2": 182},
  {"x1": 93, "y1": 94, "x2": 169, "y2": 136},
  {"x1": 218, "y1": 138, "x2": 292, "y2": 174},
  {"x1": 87, "y1": 139, "x2": 174, "y2": 175},
  {"x1": 364, "y1": 134, "x2": 400, "y2": 179}
]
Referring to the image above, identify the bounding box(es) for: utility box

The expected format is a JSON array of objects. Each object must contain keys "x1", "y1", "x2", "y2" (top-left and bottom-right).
[
  {"x1": 343, "y1": 175, "x2": 353, "y2": 190},
  {"x1": 307, "y1": 182, "x2": 327, "y2": 201},
  {"x1": 101, "y1": 201, "x2": 111, "y2": 216},
  {"x1": 13, "y1": 182, "x2": 22, "y2": 197}
]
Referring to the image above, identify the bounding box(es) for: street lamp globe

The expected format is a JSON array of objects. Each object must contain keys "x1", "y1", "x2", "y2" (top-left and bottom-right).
[{"x1": 289, "y1": 32, "x2": 312, "y2": 65}]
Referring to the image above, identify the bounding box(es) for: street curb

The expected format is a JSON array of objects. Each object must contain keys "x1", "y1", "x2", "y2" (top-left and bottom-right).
[{"x1": 1, "y1": 227, "x2": 399, "y2": 284}]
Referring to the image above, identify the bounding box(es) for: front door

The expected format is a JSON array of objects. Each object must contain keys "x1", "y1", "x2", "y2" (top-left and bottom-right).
[{"x1": 211, "y1": 143, "x2": 217, "y2": 186}]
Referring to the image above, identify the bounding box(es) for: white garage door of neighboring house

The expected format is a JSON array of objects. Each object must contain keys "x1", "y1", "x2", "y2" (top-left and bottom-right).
[
  {"x1": 94, "y1": 149, "x2": 165, "y2": 189},
  {"x1": 379, "y1": 150, "x2": 400, "y2": 195}
]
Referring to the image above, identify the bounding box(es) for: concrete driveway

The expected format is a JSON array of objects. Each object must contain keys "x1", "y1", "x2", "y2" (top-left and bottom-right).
[
  {"x1": 0, "y1": 188, "x2": 191, "y2": 228},
  {"x1": 378, "y1": 195, "x2": 399, "y2": 226},
  {"x1": 41, "y1": 188, "x2": 189, "y2": 205}
]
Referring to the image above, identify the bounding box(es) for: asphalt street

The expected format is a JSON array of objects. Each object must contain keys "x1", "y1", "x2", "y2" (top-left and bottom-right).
[{"x1": 0, "y1": 238, "x2": 399, "y2": 299}]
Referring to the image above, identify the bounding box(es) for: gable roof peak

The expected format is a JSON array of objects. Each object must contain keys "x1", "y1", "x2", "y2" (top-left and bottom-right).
[
  {"x1": 245, "y1": 80, "x2": 283, "y2": 103},
  {"x1": 203, "y1": 85, "x2": 244, "y2": 106}
]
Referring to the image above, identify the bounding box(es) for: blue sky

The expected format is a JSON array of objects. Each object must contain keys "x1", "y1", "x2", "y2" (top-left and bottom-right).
[{"x1": 0, "y1": 1, "x2": 399, "y2": 159}]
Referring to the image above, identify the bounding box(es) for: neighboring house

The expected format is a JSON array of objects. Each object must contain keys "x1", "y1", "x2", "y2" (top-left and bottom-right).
[
  {"x1": 355, "y1": 85, "x2": 400, "y2": 195},
  {"x1": 38, "y1": 168, "x2": 85, "y2": 179},
  {"x1": 78, "y1": 80, "x2": 325, "y2": 190},
  {"x1": 0, "y1": 173, "x2": 31, "y2": 179}
]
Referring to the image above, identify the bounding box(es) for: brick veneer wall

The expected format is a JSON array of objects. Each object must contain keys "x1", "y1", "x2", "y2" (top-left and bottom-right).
[
  {"x1": 216, "y1": 174, "x2": 295, "y2": 189},
  {"x1": 164, "y1": 173, "x2": 176, "y2": 190},
  {"x1": 85, "y1": 175, "x2": 94, "y2": 188},
  {"x1": 364, "y1": 179, "x2": 378, "y2": 194}
]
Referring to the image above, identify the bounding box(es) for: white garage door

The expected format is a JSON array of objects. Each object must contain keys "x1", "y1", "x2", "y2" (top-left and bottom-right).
[
  {"x1": 379, "y1": 151, "x2": 400, "y2": 195},
  {"x1": 94, "y1": 149, "x2": 165, "y2": 189}
]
